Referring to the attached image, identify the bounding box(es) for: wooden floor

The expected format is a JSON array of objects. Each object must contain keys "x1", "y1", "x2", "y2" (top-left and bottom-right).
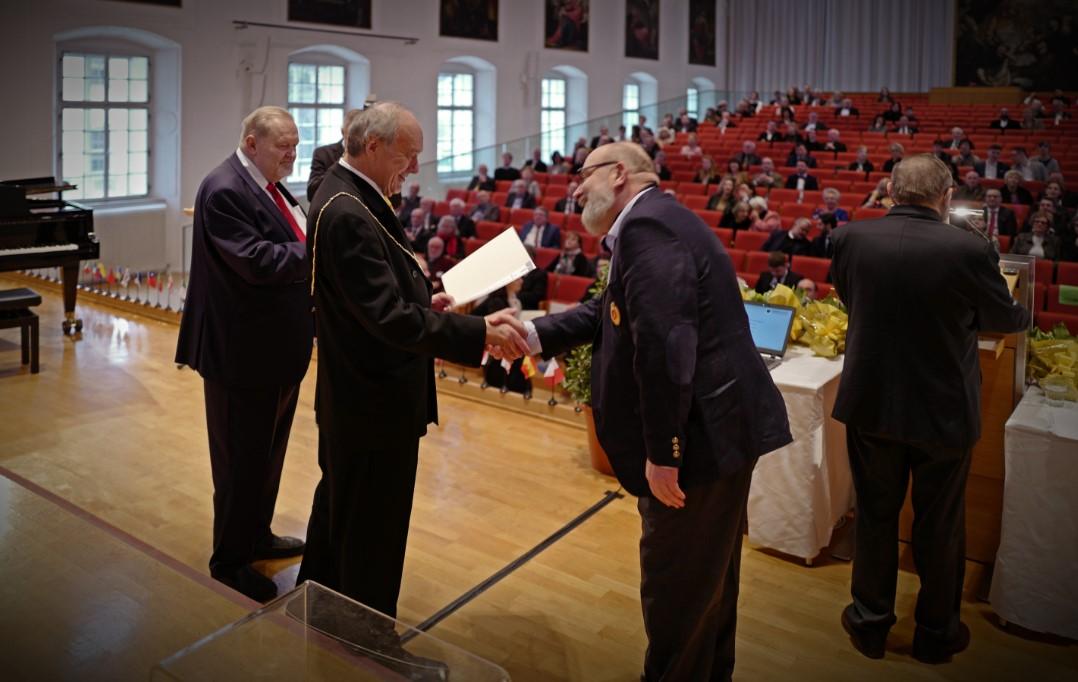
[{"x1": 0, "y1": 274, "x2": 1074, "y2": 681}]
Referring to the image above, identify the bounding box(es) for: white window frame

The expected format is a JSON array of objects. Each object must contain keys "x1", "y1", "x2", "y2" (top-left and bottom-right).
[
  {"x1": 436, "y1": 69, "x2": 476, "y2": 175},
  {"x1": 686, "y1": 87, "x2": 699, "y2": 119},
  {"x1": 286, "y1": 58, "x2": 347, "y2": 185},
  {"x1": 540, "y1": 76, "x2": 568, "y2": 162},
  {"x1": 623, "y1": 82, "x2": 640, "y2": 130},
  {"x1": 57, "y1": 49, "x2": 152, "y2": 201}
]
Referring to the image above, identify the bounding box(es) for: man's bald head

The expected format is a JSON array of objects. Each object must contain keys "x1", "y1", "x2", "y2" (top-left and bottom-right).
[
  {"x1": 586, "y1": 142, "x2": 660, "y2": 184},
  {"x1": 574, "y1": 142, "x2": 660, "y2": 236},
  {"x1": 889, "y1": 153, "x2": 954, "y2": 215}
]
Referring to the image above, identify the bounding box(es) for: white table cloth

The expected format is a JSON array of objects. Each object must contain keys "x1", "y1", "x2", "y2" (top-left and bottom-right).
[
  {"x1": 747, "y1": 347, "x2": 853, "y2": 561},
  {"x1": 990, "y1": 387, "x2": 1078, "y2": 639}
]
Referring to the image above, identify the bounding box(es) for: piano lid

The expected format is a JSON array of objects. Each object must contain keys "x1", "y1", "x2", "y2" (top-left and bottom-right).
[{"x1": 0, "y1": 176, "x2": 77, "y2": 196}]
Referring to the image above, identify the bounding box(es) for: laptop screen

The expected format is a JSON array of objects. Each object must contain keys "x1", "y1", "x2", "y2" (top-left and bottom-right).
[{"x1": 744, "y1": 301, "x2": 796, "y2": 356}]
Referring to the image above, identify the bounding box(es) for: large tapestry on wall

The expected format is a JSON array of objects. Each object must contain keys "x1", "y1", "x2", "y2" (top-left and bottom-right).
[
  {"x1": 440, "y1": 0, "x2": 499, "y2": 42},
  {"x1": 625, "y1": 0, "x2": 659, "y2": 60},
  {"x1": 955, "y1": 0, "x2": 1077, "y2": 90},
  {"x1": 545, "y1": 0, "x2": 589, "y2": 52},
  {"x1": 288, "y1": 0, "x2": 371, "y2": 29},
  {"x1": 688, "y1": 0, "x2": 715, "y2": 66}
]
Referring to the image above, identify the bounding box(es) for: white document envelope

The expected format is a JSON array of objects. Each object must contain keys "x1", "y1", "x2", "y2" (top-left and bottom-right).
[{"x1": 441, "y1": 228, "x2": 536, "y2": 305}]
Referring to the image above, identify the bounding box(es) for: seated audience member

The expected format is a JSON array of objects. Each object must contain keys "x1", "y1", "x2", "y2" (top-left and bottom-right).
[
  {"x1": 396, "y1": 183, "x2": 422, "y2": 223},
  {"x1": 694, "y1": 156, "x2": 721, "y2": 185},
  {"x1": 1035, "y1": 142, "x2": 1061, "y2": 175},
  {"x1": 570, "y1": 146, "x2": 590, "y2": 175},
  {"x1": 812, "y1": 212, "x2": 838, "y2": 258},
  {"x1": 720, "y1": 201, "x2": 754, "y2": 231},
  {"x1": 548, "y1": 151, "x2": 570, "y2": 174},
  {"x1": 802, "y1": 111, "x2": 828, "y2": 133},
  {"x1": 639, "y1": 130, "x2": 660, "y2": 158},
  {"x1": 519, "y1": 206, "x2": 560, "y2": 248},
  {"x1": 1039, "y1": 180, "x2": 1068, "y2": 214},
  {"x1": 735, "y1": 182, "x2": 755, "y2": 203},
  {"x1": 405, "y1": 208, "x2": 434, "y2": 252},
  {"x1": 762, "y1": 217, "x2": 814, "y2": 256},
  {"x1": 782, "y1": 121, "x2": 803, "y2": 144},
  {"x1": 653, "y1": 151, "x2": 672, "y2": 181},
  {"x1": 878, "y1": 87, "x2": 893, "y2": 103},
  {"x1": 803, "y1": 129, "x2": 824, "y2": 152},
  {"x1": 434, "y1": 216, "x2": 464, "y2": 258},
  {"x1": 1011, "y1": 212, "x2": 1061, "y2": 259},
  {"x1": 848, "y1": 146, "x2": 874, "y2": 173},
  {"x1": 680, "y1": 132, "x2": 704, "y2": 159},
  {"x1": 417, "y1": 196, "x2": 437, "y2": 227},
  {"x1": 882, "y1": 143, "x2": 905, "y2": 172},
  {"x1": 989, "y1": 107, "x2": 1021, "y2": 130},
  {"x1": 424, "y1": 237, "x2": 457, "y2": 292},
  {"x1": 753, "y1": 157, "x2": 784, "y2": 190},
  {"x1": 881, "y1": 100, "x2": 902, "y2": 122},
  {"x1": 786, "y1": 144, "x2": 818, "y2": 168},
  {"x1": 1049, "y1": 97, "x2": 1072, "y2": 126},
  {"x1": 891, "y1": 115, "x2": 917, "y2": 135},
  {"x1": 758, "y1": 120, "x2": 783, "y2": 144},
  {"x1": 953, "y1": 171, "x2": 986, "y2": 203},
  {"x1": 785, "y1": 161, "x2": 820, "y2": 191},
  {"x1": 547, "y1": 231, "x2": 592, "y2": 277},
  {"x1": 862, "y1": 177, "x2": 895, "y2": 209},
  {"x1": 752, "y1": 210, "x2": 783, "y2": 233},
  {"x1": 1025, "y1": 198, "x2": 1066, "y2": 233},
  {"x1": 589, "y1": 125, "x2": 610, "y2": 149},
  {"x1": 755, "y1": 250, "x2": 806, "y2": 293},
  {"x1": 448, "y1": 198, "x2": 476, "y2": 238},
  {"x1": 524, "y1": 147, "x2": 548, "y2": 172},
  {"x1": 732, "y1": 140, "x2": 762, "y2": 168},
  {"x1": 471, "y1": 279, "x2": 532, "y2": 395},
  {"x1": 1051, "y1": 172, "x2": 1078, "y2": 210},
  {"x1": 520, "y1": 166, "x2": 543, "y2": 200},
  {"x1": 1023, "y1": 99, "x2": 1046, "y2": 130},
  {"x1": 798, "y1": 278, "x2": 818, "y2": 302},
  {"x1": 945, "y1": 126, "x2": 970, "y2": 150},
  {"x1": 952, "y1": 139, "x2": 979, "y2": 167},
  {"x1": 814, "y1": 188, "x2": 849, "y2": 221},
  {"x1": 836, "y1": 98, "x2": 859, "y2": 117},
  {"x1": 675, "y1": 109, "x2": 699, "y2": 133},
  {"x1": 747, "y1": 196, "x2": 769, "y2": 221},
  {"x1": 931, "y1": 140, "x2": 961, "y2": 181},
  {"x1": 494, "y1": 152, "x2": 521, "y2": 181},
  {"x1": 982, "y1": 189, "x2": 1018, "y2": 238},
  {"x1": 823, "y1": 129, "x2": 847, "y2": 153},
  {"x1": 716, "y1": 111, "x2": 738, "y2": 131},
  {"x1": 1000, "y1": 170, "x2": 1034, "y2": 205},
  {"x1": 519, "y1": 247, "x2": 550, "y2": 309},
  {"x1": 974, "y1": 145, "x2": 1009, "y2": 179},
  {"x1": 723, "y1": 160, "x2": 749, "y2": 187},
  {"x1": 655, "y1": 127, "x2": 675, "y2": 149},
  {"x1": 867, "y1": 114, "x2": 888, "y2": 132},
  {"x1": 706, "y1": 178, "x2": 737, "y2": 213},
  {"x1": 1011, "y1": 147, "x2": 1048, "y2": 182},
  {"x1": 905, "y1": 106, "x2": 920, "y2": 124},
  {"x1": 470, "y1": 190, "x2": 501, "y2": 223},
  {"x1": 505, "y1": 180, "x2": 537, "y2": 209},
  {"x1": 554, "y1": 181, "x2": 584, "y2": 214},
  {"x1": 468, "y1": 164, "x2": 496, "y2": 192}
]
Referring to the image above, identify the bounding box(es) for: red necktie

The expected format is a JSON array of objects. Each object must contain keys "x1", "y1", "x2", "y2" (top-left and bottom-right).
[
  {"x1": 266, "y1": 182, "x2": 305, "y2": 242},
  {"x1": 988, "y1": 209, "x2": 997, "y2": 236}
]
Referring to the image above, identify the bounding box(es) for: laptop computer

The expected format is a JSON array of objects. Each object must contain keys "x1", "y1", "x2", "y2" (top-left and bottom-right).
[{"x1": 743, "y1": 301, "x2": 796, "y2": 370}]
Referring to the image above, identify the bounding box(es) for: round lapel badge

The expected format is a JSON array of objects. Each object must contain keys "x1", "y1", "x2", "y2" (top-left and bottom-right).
[{"x1": 609, "y1": 301, "x2": 621, "y2": 326}]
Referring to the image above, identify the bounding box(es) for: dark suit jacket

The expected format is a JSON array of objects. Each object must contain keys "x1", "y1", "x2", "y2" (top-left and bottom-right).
[
  {"x1": 757, "y1": 131, "x2": 782, "y2": 143},
  {"x1": 732, "y1": 153, "x2": 762, "y2": 168},
  {"x1": 494, "y1": 166, "x2": 521, "y2": 182},
  {"x1": 519, "y1": 221, "x2": 561, "y2": 248},
  {"x1": 784, "y1": 173, "x2": 820, "y2": 191},
  {"x1": 307, "y1": 140, "x2": 344, "y2": 201},
  {"x1": 504, "y1": 192, "x2": 536, "y2": 209},
  {"x1": 989, "y1": 119, "x2": 1021, "y2": 130},
  {"x1": 467, "y1": 175, "x2": 496, "y2": 191},
  {"x1": 830, "y1": 205, "x2": 1030, "y2": 449},
  {"x1": 983, "y1": 206, "x2": 1018, "y2": 237},
  {"x1": 973, "y1": 160, "x2": 1010, "y2": 179},
  {"x1": 785, "y1": 153, "x2": 818, "y2": 168},
  {"x1": 176, "y1": 154, "x2": 313, "y2": 388},
  {"x1": 847, "y1": 160, "x2": 874, "y2": 173},
  {"x1": 534, "y1": 190, "x2": 792, "y2": 496},
  {"x1": 1011, "y1": 232, "x2": 1061, "y2": 260},
  {"x1": 555, "y1": 196, "x2": 584, "y2": 214},
  {"x1": 754, "y1": 269, "x2": 805, "y2": 294},
  {"x1": 1000, "y1": 185, "x2": 1033, "y2": 205},
  {"x1": 307, "y1": 164, "x2": 486, "y2": 440},
  {"x1": 455, "y1": 214, "x2": 477, "y2": 238},
  {"x1": 518, "y1": 267, "x2": 549, "y2": 310}
]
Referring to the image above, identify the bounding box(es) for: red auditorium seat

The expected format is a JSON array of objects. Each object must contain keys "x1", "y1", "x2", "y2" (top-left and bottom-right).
[
  {"x1": 533, "y1": 247, "x2": 559, "y2": 270},
  {"x1": 678, "y1": 182, "x2": 707, "y2": 195},
  {"x1": 1035, "y1": 311, "x2": 1078, "y2": 335},
  {"x1": 566, "y1": 214, "x2": 584, "y2": 233},
  {"x1": 997, "y1": 235, "x2": 1011, "y2": 253},
  {"x1": 725, "y1": 248, "x2": 747, "y2": 270},
  {"x1": 712, "y1": 227, "x2": 734, "y2": 247},
  {"x1": 510, "y1": 208, "x2": 535, "y2": 225},
  {"x1": 579, "y1": 232, "x2": 600, "y2": 255},
  {"x1": 1046, "y1": 285, "x2": 1078, "y2": 314},
  {"x1": 547, "y1": 174, "x2": 568, "y2": 185},
  {"x1": 792, "y1": 256, "x2": 831, "y2": 282},
  {"x1": 542, "y1": 197, "x2": 560, "y2": 212},
  {"x1": 1034, "y1": 258, "x2": 1055, "y2": 286},
  {"x1": 476, "y1": 220, "x2": 506, "y2": 240},
  {"x1": 446, "y1": 188, "x2": 469, "y2": 202},
  {"x1": 783, "y1": 203, "x2": 816, "y2": 219},
  {"x1": 734, "y1": 230, "x2": 770, "y2": 251},
  {"x1": 768, "y1": 189, "x2": 800, "y2": 203},
  {"x1": 852, "y1": 207, "x2": 888, "y2": 221},
  {"x1": 744, "y1": 251, "x2": 772, "y2": 275},
  {"x1": 684, "y1": 195, "x2": 710, "y2": 210},
  {"x1": 694, "y1": 209, "x2": 724, "y2": 226},
  {"x1": 545, "y1": 211, "x2": 566, "y2": 227},
  {"x1": 491, "y1": 191, "x2": 508, "y2": 206},
  {"x1": 1033, "y1": 283, "x2": 1045, "y2": 312},
  {"x1": 545, "y1": 184, "x2": 568, "y2": 199},
  {"x1": 549, "y1": 274, "x2": 593, "y2": 303},
  {"x1": 1009, "y1": 204, "x2": 1029, "y2": 225},
  {"x1": 1058, "y1": 262, "x2": 1078, "y2": 286},
  {"x1": 464, "y1": 237, "x2": 486, "y2": 255},
  {"x1": 816, "y1": 282, "x2": 834, "y2": 298}
]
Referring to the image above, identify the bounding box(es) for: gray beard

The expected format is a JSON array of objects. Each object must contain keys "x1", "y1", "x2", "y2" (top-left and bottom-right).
[{"x1": 582, "y1": 188, "x2": 615, "y2": 236}]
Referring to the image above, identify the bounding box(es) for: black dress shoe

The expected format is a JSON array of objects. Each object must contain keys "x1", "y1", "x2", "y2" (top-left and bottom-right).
[
  {"x1": 912, "y1": 622, "x2": 970, "y2": 664},
  {"x1": 253, "y1": 534, "x2": 305, "y2": 560},
  {"x1": 841, "y1": 605, "x2": 887, "y2": 659},
  {"x1": 212, "y1": 564, "x2": 278, "y2": 602}
]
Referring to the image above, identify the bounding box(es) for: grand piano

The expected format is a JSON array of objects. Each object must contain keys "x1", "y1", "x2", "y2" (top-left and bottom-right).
[{"x1": 0, "y1": 177, "x2": 98, "y2": 333}]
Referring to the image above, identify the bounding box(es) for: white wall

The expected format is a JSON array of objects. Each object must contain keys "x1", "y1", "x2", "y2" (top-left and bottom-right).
[{"x1": 0, "y1": 0, "x2": 953, "y2": 271}]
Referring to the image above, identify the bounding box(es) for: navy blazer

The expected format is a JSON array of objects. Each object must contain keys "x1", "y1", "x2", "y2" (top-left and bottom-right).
[
  {"x1": 175, "y1": 154, "x2": 314, "y2": 388},
  {"x1": 535, "y1": 190, "x2": 792, "y2": 496},
  {"x1": 519, "y1": 221, "x2": 562, "y2": 249}
]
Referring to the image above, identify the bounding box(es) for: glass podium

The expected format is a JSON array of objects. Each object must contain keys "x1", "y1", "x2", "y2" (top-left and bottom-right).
[{"x1": 152, "y1": 581, "x2": 509, "y2": 681}]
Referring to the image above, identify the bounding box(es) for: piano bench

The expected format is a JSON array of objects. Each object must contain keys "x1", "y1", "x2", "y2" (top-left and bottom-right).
[{"x1": 0, "y1": 288, "x2": 42, "y2": 374}]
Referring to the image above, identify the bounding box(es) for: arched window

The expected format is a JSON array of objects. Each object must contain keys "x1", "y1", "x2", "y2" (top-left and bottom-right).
[
  {"x1": 437, "y1": 57, "x2": 496, "y2": 176},
  {"x1": 55, "y1": 27, "x2": 178, "y2": 202},
  {"x1": 286, "y1": 46, "x2": 369, "y2": 185},
  {"x1": 686, "y1": 86, "x2": 699, "y2": 119},
  {"x1": 540, "y1": 65, "x2": 588, "y2": 161},
  {"x1": 690, "y1": 76, "x2": 717, "y2": 118},
  {"x1": 624, "y1": 72, "x2": 657, "y2": 131}
]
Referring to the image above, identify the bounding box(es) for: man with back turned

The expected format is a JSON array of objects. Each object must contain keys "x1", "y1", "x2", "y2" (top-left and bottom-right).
[{"x1": 830, "y1": 154, "x2": 1030, "y2": 664}]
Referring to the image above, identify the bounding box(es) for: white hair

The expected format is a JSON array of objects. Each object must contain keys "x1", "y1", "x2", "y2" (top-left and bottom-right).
[
  {"x1": 346, "y1": 101, "x2": 410, "y2": 156},
  {"x1": 449, "y1": 197, "x2": 465, "y2": 208},
  {"x1": 823, "y1": 187, "x2": 841, "y2": 200},
  {"x1": 239, "y1": 106, "x2": 293, "y2": 145}
]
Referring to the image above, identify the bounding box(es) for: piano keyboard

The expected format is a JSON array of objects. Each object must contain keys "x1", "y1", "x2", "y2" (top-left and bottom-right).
[{"x1": 0, "y1": 243, "x2": 79, "y2": 257}]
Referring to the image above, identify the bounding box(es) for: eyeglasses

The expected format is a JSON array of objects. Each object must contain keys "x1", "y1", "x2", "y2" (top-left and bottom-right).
[{"x1": 576, "y1": 161, "x2": 619, "y2": 182}]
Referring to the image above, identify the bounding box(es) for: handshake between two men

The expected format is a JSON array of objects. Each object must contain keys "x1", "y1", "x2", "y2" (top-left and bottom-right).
[{"x1": 429, "y1": 292, "x2": 531, "y2": 362}]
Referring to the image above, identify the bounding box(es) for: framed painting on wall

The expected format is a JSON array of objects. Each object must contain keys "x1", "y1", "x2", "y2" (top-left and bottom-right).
[
  {"x1": 288, "y1": 0, "x2": 372, "y2": 30},
  {"x1": 440, "y1": 0, "x2": 499, "y2": 42},
  {"x1": 545, "y1": 0, "x2": 589, "y2": 52},
  {"x1": 625, "y1": 0, "x2": 659, "y2": 60},
  {"x1": 688, "y1": 0, "x2": 715, "y2": 66}
]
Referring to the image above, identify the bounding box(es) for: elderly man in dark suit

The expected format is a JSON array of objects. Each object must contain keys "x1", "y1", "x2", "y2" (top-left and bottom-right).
[
  {"x1": 525, "y1": 142, "x2": 792, "y2": 681},
  {"x1": 831, "y1": 154, "x2": 1029, "y2": 664},
  {"x1": 175, "y1": 106, "x2": 313, "y2": 602},
  {"x1": 297, "y1": 102, "x2": 528, "y2": 618},
  {"x1": 306, "y1": 108, "x2": 363, "y2": 201},
  {"x1": 982, "y1": 189, "x2": 1018, "y2": 238},
  {"x1": 785, "y1": 161, "x2": 820, "y2": 191}
]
